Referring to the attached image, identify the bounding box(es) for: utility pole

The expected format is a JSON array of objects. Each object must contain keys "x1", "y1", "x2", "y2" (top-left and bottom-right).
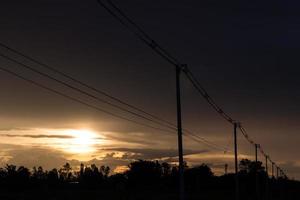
[
  {"x1": 225, "y1": 163, "x2": 228, "y2": 175},
  {"x1": 265, "y1": 156, "x2": 268, "y2": 176},
  {"x1": 234, "y1": 122, "x2": 239, "y2": 200},
  {"x1": 276, "y1": 166, "x2": 279, "y2": 179},
  {"x1": 255, "y1": 144, "x2": 260, "y2": 200},
  {"x1": 265, "y1": 156, "x2": 269, "y2": 200},
  {"x1": 270, "y1": 162, "x2": 274, "y2": 200},
  {"x1": 255, "y1": 144, "x2": 259, "y2": 162},
  {"x1": 176, "y1": 65, "x2": 184, "y2": 200}
]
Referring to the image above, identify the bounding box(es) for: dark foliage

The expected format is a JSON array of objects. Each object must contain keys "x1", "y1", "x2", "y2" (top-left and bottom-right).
[{"x1": 0, "y1": 159, "x2": 298, "y2": 200}]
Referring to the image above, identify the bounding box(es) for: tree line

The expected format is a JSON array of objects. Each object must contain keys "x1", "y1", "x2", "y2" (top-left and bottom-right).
[{"x1": 0, "y1": 159, "x2": 298, "y2": 200}]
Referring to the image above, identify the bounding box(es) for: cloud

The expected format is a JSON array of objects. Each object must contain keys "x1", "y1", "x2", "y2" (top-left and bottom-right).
[
  {"x1": 1, "y1": 134, "x2": 75, "y2": 139},
  {"x1": 0, "y1": 144, "x2": 298, "y2": 179},
  {"x1": 103, "y1": 133, "x2": 156, "y2": 146},
  {"x1": 5, "y1": 147, "x2": 71, "y2": 169},
  {"x1": 0, "y1": 144, "x2": 210, "y2": 173},
  {"x1": 102, "y1": 148, "x2": 208, "y2": 160},
  {"x1": 276, "y1": 160, "x2": 300, "y2": 179},
  {"x1": 0, "y1": 127, "x2": 30, "y2": 131}
]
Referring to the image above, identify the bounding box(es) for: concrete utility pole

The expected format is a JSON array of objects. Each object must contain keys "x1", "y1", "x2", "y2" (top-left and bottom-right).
[
  {"x1": 234, "y1": 122, "x2": 239, "y2": 200},
  {"x1": 265, "y1": 156, "x2": 269, "y2": 200},
  {"x1": 255, "y1": 144, "x2": 260, "y2": 200},
  {"x1": 265, "y1": 156, "x2": 268, "y2": 176},
  {"x1": 255, "y1": 144, "x2": 259, "y2": 162},
  {"x1": 176, "y1": 65, "x2": 184, "y2": 200},
  {"x1": 270, "y1": 162, "x2": 274, "y2": 200},
  {"x1": 225, "y1": 163, "x2": 228, "y2": 175}
]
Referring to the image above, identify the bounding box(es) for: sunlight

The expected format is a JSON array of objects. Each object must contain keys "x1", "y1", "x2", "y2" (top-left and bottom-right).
[
  {"x1": 0, "y1": 127, "x2": 108, "y2": 161},
  {"x1": 61, "y1": 129, "x2": 100, "y2": 154},
  {"x1": 0, "y1": 127, "x2": 109, "y2": 161}
]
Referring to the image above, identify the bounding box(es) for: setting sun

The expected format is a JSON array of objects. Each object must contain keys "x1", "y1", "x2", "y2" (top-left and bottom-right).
[{"x1": 60, "y1": 129, "x2": 101, "y2": 154}]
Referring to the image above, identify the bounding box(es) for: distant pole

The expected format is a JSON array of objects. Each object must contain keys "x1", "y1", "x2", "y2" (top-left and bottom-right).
[
  {"x1": 234, "y1": 122, "x2": 239, "y2": 200},
  {"x1": 255, "y1": 144, "x2": 260, "y2": 200},
  {"x1": 176, "y1": 65, "x2": 184, "y2": 200},
  {"x1": 270, "y1": 162, "x2": 274, "y2": 200},
  {"x1": 265, "y1": 156, "x2": 269, "y2": 200},
  {"x1": 276, "y1": 167, "x2": 279, "y2": 179},
  {"x1": 272, "y1": 163, "x2": 274, "y2": 178},
  {"x1": 255, "y1": 144, "x2": 258, "y2": 162},
  {"x1": 225, "y1": 163, "x2": 228, "y2": 175},
  {"x1": 265, "y1": 156, "x2": 268, "y2": 176}
]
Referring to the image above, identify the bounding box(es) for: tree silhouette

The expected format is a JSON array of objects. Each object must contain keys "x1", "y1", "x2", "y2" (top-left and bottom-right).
[
  {"x1": 100, "y1": 165, "x2": 110, "y2": 178},
  {"x1": 127, "y1": 160, "x2": 162, "y2": 187},
  {"x1": 0, "y1": 160, "x2": 297, "y2": 200},
  {"x1": 59, "y1": 162, "x2": 72, "y2": 181},
  {"x1": 239, "y1": 159, "x2": 264, "y2": 175},
  {"x1": 47, "y1": 168, "x2": 59, "y2": 186},
  {"x1": 32, "y1": 166, "x2": 46, "y2": 183},
  {"x1": 185, "y1": 164, "x2": 214, "y2": 190}
]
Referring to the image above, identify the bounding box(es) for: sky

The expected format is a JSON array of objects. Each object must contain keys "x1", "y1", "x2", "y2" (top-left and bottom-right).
[{"x1": 0, "y1": 0, "x2": 299, "y2": 178}]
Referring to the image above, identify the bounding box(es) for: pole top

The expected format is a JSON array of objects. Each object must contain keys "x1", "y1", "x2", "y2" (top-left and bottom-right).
[
  {"x1": 180, "y1": 64, "x2": 188, "y2": 72},
  {"x1": 233, "y1": 121, "x2": 241, "y2": 127}
]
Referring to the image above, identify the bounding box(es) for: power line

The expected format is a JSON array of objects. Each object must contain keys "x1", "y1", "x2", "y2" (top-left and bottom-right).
[
  {"x1": 97, "y1": 0, "x2": 234, "y2": 126},
  {"x1": 184, "y1": 130, "x2": 230, "y2": 152},
  {"x1": 184, "y1": 69, "x2": 234, "y2": 124},
  {"x1": 97, "y1": 0, "x2": 232, "y2": 154},
  {"x1": 0, "y1": 52, "x2": 177, "y2": 132},
  {"x1": 97, "y1": 0, "x2": 236, "y2": 155},
  {"x1": 239, "y1": 124, "x2": 286, "y2": 177},
  {"x1": 0, "y1": 59, "x2": 230, "y2": 152},
  {"x1": 104, "y1": 0, "x2": 181, "y2": 65},
  {"x1": 0, "y1": 65, "x2": 176, "y2": 134},
  {"x1": 96, "y1": 0, "x2": 287, "y2": 176},
  {"x1": 185, "y1": 134, "x2": 225, "y2": 152},
  {"x1": 1, "y1": 50, "x2": 281, "y2": 175},
  {"x1": 97, "y1": 0, "x2": 180, "y2": 67},
  {"x1": 0, "y1": 42, "x2": 176, "y2": 129},
  {"x1": 0, "y1": 43, "x2": 231, "y2": 155},
  {"x1": 0, "y1": 0, "x2": 287, "y2": 177}
]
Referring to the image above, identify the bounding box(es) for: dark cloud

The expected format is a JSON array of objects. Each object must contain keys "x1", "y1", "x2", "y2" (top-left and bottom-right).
[
  {"x1": 0, "y1": 127, "x2": 30, "y2": 131},
  {"x1": 277, "y1": 161, "x2": 300, "y2": 179},
  {"x1": 1, "y1": 134, "x2": 75, "y2": 139},
  {"x1": 102, "y1": 132, "x2": 161, "y2": 146},
  {"x1": 0, "y1": 145, "x2": 210, "y2": 172},
  {"x1": 2, "y1": 147, "x2": 70, "y2": 169},
  {"x1": 102, "y1": 148, "x2": 208, "y2": 160}
]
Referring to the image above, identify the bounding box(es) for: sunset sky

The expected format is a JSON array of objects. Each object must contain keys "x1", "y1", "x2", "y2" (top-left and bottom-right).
[{"x1": 0, "y1": 0, "x2": 299, "y2": 178}]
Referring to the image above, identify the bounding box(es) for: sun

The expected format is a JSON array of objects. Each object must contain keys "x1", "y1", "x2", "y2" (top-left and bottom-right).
[{"x1": 61, "y1": 129, "x2": 100, "y2": 154}]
